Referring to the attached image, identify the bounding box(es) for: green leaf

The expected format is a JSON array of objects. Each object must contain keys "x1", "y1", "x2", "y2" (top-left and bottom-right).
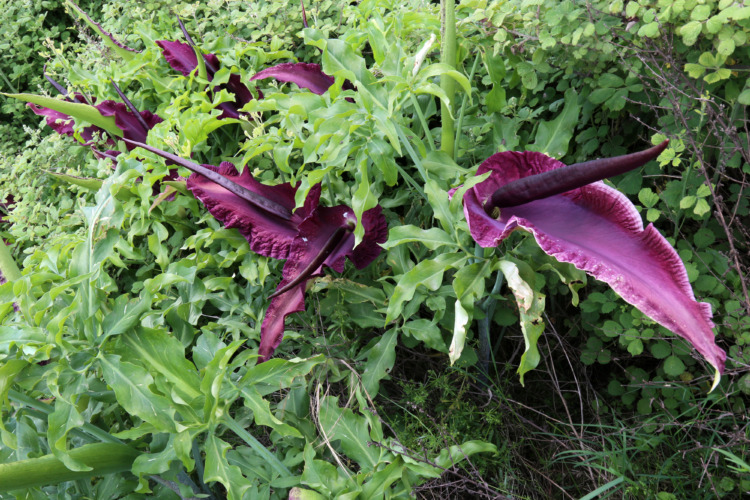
[
  {"x1": 99, "y1": 354, "x2": 176, "y2": 431},
  {"x1": 117, "y1": 327, "x2": 202, "y2": 403},
  {"x1": 361, "y1": 457, "x2": 405, "y2": 498},
  {"x1": 424, "y1": 179, "x2": 455, "y2": 233},
  {"x1": 401, "y1": 319, "x2": 447, "y2": 352},
  {"x1": 680, "y1": 195, "x2": 697, "y2": 209},
  {"x1": 528, "y1": 88, "x2": 581, "y2": 158},
  {"x1": 289, "y1": 488, "x2": 328, "y2": 500},
  {"x1": 101, "y1": 294, "x2": 152, "y2": 341},
  {"x1": 637, "y1": 188, "x2": 659, "y2": 208},
  {"x1": 386, "y1": 252, "x2": 467, "y2": 323},
  {"x1": 693, "y1": 197, "x2": 711, "y2": 216},
  {"x1": 589, "y1": 88, "x2": 615, "y2": 104},
  {"x1": 368, "y1": 138, "x2": 398, "y2": 186},
  {"x1": 663, "y1": 355, "x2": 686, "y2": 377},
  {"x1": 361, "y1": 328, "x2": 398, "y2": 396},
  {"x1": 204, "y1": 434, "x2": 253, "y2": 500},
  {"x1": 650, "y1": 340, "x2": 672, "y2": 359},
  {"x1": 449, "y1": 261, "x2": 490, "y2": 364},
  {"x1": 638, "y1": 22, "x2": 660, "y2": 38},
  {"x1": 318, "y1": 396, "x2": 381, "y2": 470},
  {"x1": 3, "y1": 93, "x2": 121, "y2": 138},
  {"x1": 240, "y1": 386, "x2": 302, "y2": 438},
  {"x1": 44, "y1": 171, "x2": 103, "y2": 191},
  {"x1": 433, "y1": 440, "x2": 498, "y2": 468},
  {"x1": 698, "y1": 52, "x2": 716, "y2": 67},
  {"x1": 680, "y1": 21, "x2": 703, "y2": 45},
  {"x1": 381, "y1": 225, "x2": 458, "y2": 251},
  {"x1": 684, "y1": 63, "x2": 706, "y2": 78},
  {"x1": 239, "y1": 355, "x2": 324, "y2": 396},
  {"x1": 691, "y1": 4, "x2": 711, "y2": 21},
  {"x1": 418, "y1": 63, "x2": 472, "y2": 98},
  {"x1": 704, "y1": 68, "x2": 732, "y2": 84},
  {"x1": 497, "y1": 260, "x2": 546, "y2": 384},
  {"x1": 627, "y1": 339, "x2": 644, "y2": 356}
]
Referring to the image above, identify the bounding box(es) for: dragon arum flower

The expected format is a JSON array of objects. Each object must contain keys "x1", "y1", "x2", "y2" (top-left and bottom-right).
[
  {"x1": 159, "y1": 15, "x2": 349, "y2": 117},
  {"x1": 16, "y1": 74, "x2": 162, "y2": 160},
  {"x1": 123, "y1": 138, "x2": 387, "y2": 361},
  {"x1": 457, "y1": 141, "x2": 726, "y2": 390}
]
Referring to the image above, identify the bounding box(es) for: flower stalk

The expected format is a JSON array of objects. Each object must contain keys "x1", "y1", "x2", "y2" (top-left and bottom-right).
[
  {"x1": 440, "y1": 0, "x2": 457, "y2": 158},
  {"x1": 0, "y1": 443, "x2": 140, "y2": 492}
]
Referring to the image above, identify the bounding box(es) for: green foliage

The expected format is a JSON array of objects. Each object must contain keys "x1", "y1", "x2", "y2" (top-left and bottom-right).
[{"x1": 1, "y1": 0, "x2": 749, "y2": 497}]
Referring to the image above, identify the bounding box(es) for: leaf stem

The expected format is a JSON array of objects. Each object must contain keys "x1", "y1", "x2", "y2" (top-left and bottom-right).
[
  {"x1": 409, "y1": 94, "x2": 435, "y2": 151},
  {"x1": 221, "y1": 414, "x2": 291, "y2": 477}
]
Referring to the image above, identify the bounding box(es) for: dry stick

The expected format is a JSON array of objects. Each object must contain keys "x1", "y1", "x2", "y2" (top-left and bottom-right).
[{"x1": 643, "y1": 41, "x2": 750, "y2": 312}]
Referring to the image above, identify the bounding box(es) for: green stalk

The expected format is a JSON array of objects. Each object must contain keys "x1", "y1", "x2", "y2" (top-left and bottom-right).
[
  {"x1": 454, "y1": 51, "x2": 480, "y2": 158},
  {"x1": 440, "y1": 0, "x2": 456, "y2": 158},
  {"x1": 0, "y1": 239, "x2": 21, "y2": 283},
  {"x1": 222, "y1": 414, "x2": 291, "y2": 477},
  {"x1": 0, "y1": 443, "x2": 140, "y2": 492}
]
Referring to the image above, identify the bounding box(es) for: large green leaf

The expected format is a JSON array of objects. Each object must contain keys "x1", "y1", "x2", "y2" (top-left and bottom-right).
[
  {"x1": 360, "y1": 328, "x2": 398, "y2": 396},
  {"x1": 238, "y1": 355, "x2": 324, "y2": 396},
  {"x1": 204, "y1": 434, "x2": 253, "y2": 500},
  {"x1": 381, "y1": 225, "x2": 458, "y2": 251},
  {"x1": 3, "y1": 93, "x2": 121, "y2": 138},
  {"x1": 528, "y1": 88, "x2": 580, "y2": 158},
  {"x1": 318, "y1": 396, "x2": 382, "y2": 471},
  {"x1": 386, "y1": 252, "x2": 467, "y2": 323},
  {"x1": 99, "y1": 354, "x2": 177, "y2": 431},
  {"x1": 497, "y1": 260, "x2": 546, "y2": 384},
  {"x1": 117, "y1": 327, "x2": 202, "y2": 405}
]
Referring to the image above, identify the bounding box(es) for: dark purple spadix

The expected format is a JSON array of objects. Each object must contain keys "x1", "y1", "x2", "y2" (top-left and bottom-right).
[
  {"x1": 111, "y1": 81, "x2": 151, "y2": 136},
  {"x1": 486, "y1": 140, "x2": 669, "y2": 212},
  {"x1": 122, "y1": 138, "x2": 293, "y2": 220},
  {"x1": 267, "y1": 221, "x2": 355, "y2": 299}
]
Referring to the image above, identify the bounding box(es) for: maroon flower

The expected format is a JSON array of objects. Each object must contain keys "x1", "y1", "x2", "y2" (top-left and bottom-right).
[
  {"x1": 124, "y1": 139, "x2": 387, "y2": 361},
  {"x1": 456, "y1": 142, "x2": 726, "y2": 388}
]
